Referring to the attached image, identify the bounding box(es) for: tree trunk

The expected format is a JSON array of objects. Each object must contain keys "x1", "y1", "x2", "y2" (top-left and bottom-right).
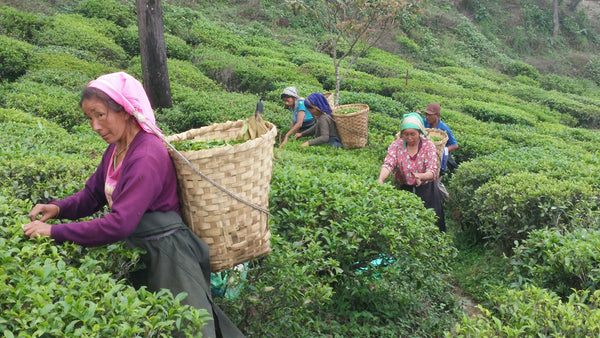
[
  {"x1": 553, "y1": 0, "x2": 560, "y2": 40},
  {"x1": 136, "y1": 0, "x2": 172, "y2": 109}
]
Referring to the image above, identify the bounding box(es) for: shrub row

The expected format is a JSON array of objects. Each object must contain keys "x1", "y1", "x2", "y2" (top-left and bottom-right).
[
  {"x1": 0, "y1": 195, "x2": 209, "y2": 336},
  {"x1": 452, "y1": 286, "x2": 600, "y2": 336},
  {"x1": 447, "y1": 146, "x2": 600, "y2": 249},
  {"x1": 223, "y1": 163, "x2": 460, "y2": 336},
  {"x1": 511, "y1": 227, "x2": 600, "y2": 298}
]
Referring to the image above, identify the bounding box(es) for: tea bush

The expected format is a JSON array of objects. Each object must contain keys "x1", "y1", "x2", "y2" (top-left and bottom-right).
[
  {"x1": 355, "y1": 48, "x2": 413, "y2": 79},
  {"x1": 36, "y1": 47, "x2": 116, "y2": 75},
  {"x1": 472, "y1": 172, "x2": 598, "y2": 252},
  {"x1": 1, "y1": 79, "x2": 83, "y2": 131},
  {"x1": 505, "y1": 84, "x2": 600, "y2": 128},
  {"x1": 448, "y1": 146, "x2": 600, "y2": 240},
  {"x1": 34, "y1": 14, "x2": 127, "y2": 67},
  {"x1": 337, "y1": 91, "x2": 408, "y2": 118},
  {"x1": 225, "y1": 163, "x2": 460, "y2": 336},
  {"x1": 158, "y1": 87, "x2": 278, "y2": 133},
  {"x1": 192, "y1": 47, "x2": 319, "y2": 94},
  {"x1": 185, "y1": 20, "x2": 245, "y2": 51},
  {"x1": 461, "y1": 99, "x2": 537, "y2": 126},
  {"x1": 0, "y1": 5, "x2": 46, "y2": 43},
  {"x1": 451, "y1": 286, "x2": 600, "y2": 337},
  {"x1": 511, "y1": 227, "x2": 600, "y2": 298},
  {"x1": 118, "y1": 25, "x2": 192, "y2": 61},
  {"x1": 19, "y1": 68, "x2": 90, "y2": 92},
  {"x1": 0, "y1": 35, "x2": 39, "y2": 81},
  {"x1": 126, "y1": 57, "x2": 221, "y2": 92},
  {"x1": 74, "y1": 0, "x2": 134, "y2": 28},
  {"x1": 0, "y1": 201, "x2": 210, "y2": 336}
]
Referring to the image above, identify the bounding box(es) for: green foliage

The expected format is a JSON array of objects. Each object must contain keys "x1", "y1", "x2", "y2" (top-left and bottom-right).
[
  {"x1": 0, "y1": 211, "x2": 210, "y2": 336},
  {"x1": 448, "y1": 146, "x2": 600, "y2": 242},
  {"x1": 338, "y1": 91, "x2": 408, "y2": 119},
  {"x1": 118, "y1": 25, "x2": 192, "y2": 61},
  {"x1": 500, "y1": 58, "x2": 540, "y2": 78},
  {"x1": 461, "y1": 99, "x2": 537, "y2": 125},
  {"x1": 74, "y1": 0, "x2": 134, "y2": 27},
  {"x1": 1, "y1": 79, "x2": 83, "y2": 131},
  {"x1": 192, "y1": 47, "x2": 320, "y2": 94},
  {"x1": 2, "y1": 1, "x2": 600, "y2": 335},
  {"x1": 0, "y1": 5, "x2": 47, "y2": 43},
  {"x1": 355, "y1": 48, "x2": 413, "y2": 78},
  {"x1": 226, "y1": 164, "x2": 459, "y2": 336},
  {"x1": 472, "y1": 172, "x2": 598, "y2": 252},
  {"x1": 34, "y1": 14, "x2": 127, "y2": 67},
  {"x1": 451, "y1": 286, "x2": 600, "y2": 337},
  {"x1": 35, "y1": 50, "x2": 114, "y2": 79},
  {"x1": 159, "y1": 87, "x2": 270, "y2": 133},
  {"x1": 585, "y1": 56, "x2": 600, "y2": 87},
  {"x1": 511, "y1": 227, "x2": 600, "y2": 298},
  {"x1": 0, "y1": 35, "x2": 39, "y2": 81}
]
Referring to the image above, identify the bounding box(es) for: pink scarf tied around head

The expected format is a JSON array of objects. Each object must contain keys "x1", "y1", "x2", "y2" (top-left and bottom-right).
[{"x1": 87, "y1": 72, "x2": 162, "y2": 136}]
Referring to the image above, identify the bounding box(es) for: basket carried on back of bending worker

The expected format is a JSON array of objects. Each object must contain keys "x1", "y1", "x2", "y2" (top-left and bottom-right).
[
  {"x1": 23, "y1": 72, "x2": 244, "y2": 338},
  {"x1": 294, "y1": 92, "x2": 343, "y2": 148}
]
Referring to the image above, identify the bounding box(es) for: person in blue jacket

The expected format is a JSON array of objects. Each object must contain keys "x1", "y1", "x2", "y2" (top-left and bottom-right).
[
  {"x1": 419, "y1": 102, "x2": 458, "y2": 175},
  {"x1": 280, "y1": 86, "x2": 315, "y2": 147}
]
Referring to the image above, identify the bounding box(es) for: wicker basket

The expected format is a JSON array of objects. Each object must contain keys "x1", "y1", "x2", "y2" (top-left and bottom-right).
[
  {"x1": 332, "y1": 104, "x2": 369, "y2": 149},
  {"x1": 425, "y1": 128, "x2": 448, "y2": 177},
  {"x1": 323, "y1": 92, "x2": 336, "y2": 111},
  {"x1": 165, "y1": 120, "x2": 277, "y2": 272}
]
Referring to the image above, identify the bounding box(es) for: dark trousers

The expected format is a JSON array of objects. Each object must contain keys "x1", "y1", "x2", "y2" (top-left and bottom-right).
[
  {"x1": 126, "y1": 211, "x2": 245, "y2": 338},
  {"x1": 400, "y1": 181, "x2": 446, "y2": 232}
]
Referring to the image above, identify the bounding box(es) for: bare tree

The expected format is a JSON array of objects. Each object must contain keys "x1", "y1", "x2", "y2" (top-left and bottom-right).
[
  {"x1": 553, "y1": 0, "x2": 560, "y2": 39},
  {"x1": 288, "y1": 0, "x2": 423, "y2": 105},
  {"x1": 136, "y1": 0, "x2": 172, "y2": 109}
]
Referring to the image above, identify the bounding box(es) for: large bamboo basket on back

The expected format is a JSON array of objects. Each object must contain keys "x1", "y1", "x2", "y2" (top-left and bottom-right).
[
  {"x1": 166, "y1": 120, "x2": 277, "y2": 272},
  {"x1": 332, "y1": 104, "x2": 369, "y2": 149},
  {"x1": 323, "y1": 92, "x2": 336, "y2": 111},
  {"x1": 425, "y1": 128, "x2": 448, "y2": 178}
]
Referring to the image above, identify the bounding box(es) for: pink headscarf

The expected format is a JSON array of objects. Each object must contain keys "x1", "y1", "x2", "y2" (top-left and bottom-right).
[{"x1": 87, "y1": 72, "x2": 161, "y2": 135}]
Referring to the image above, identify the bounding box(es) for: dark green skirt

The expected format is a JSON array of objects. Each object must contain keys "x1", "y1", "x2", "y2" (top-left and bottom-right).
[{"x1": 126, "y1": 211, "x2": 244, "y2": 338}]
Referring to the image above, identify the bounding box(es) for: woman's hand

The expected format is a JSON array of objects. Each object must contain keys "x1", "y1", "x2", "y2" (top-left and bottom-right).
[
  {"x1": 294, "y1": 133, "x2": 302, "y2": 139},
  {"x1": 28, "y1": 203, "x2": 59, "y2": 222},
  {"x1": 22, "y1": 220, "x2": 52, "y2": 238},
  {"x1": 412, "y1": 172, "x2": 434, "y2": 186},
  {"x1": 301, "y1": 141, "x2": 309, "y2": 147}
]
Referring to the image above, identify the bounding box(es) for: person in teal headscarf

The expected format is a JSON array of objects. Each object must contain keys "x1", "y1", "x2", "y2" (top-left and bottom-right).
[{"x1": 378, "y1": 112, "x2": 446, "y2": 232}]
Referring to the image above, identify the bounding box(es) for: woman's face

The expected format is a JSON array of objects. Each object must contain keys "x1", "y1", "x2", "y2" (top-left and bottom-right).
[
  {"x1": 82, "y1": 97, "x2": 130, "y2": 144},
  {"x1": 401, "y1": 128, "x2": 421, "y2": 146},
  {"x1": 307, "y1": 106, "x2": 321, "y2": 116},
  {"x1": 282, "y1": 97, "x2": 295, "y2": 107}
]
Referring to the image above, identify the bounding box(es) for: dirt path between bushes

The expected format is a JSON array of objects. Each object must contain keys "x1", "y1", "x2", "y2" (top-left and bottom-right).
[{"x1": 453, "y1": 284, "x2": 483, "y2": 317}]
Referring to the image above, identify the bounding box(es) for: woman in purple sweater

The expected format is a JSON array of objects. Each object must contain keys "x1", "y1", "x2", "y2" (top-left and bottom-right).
[{"x1": 22, "y1": 72, "x2": 243, "y2": 338}]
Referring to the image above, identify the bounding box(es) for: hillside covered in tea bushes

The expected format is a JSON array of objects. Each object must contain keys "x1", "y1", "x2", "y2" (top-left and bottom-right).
[{"x1": 1, "y1": 0, "x2": 600, "y2": 336}]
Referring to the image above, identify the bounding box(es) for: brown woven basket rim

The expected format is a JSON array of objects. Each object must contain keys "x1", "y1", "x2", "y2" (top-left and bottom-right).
[
  {"x1": 332, "y1": 104, "x2": 370, "y2": 118},
  {"x1": 425, "y1": 128, "x2": 448, "y2": 144},
  {"x1": 166, "y1": 120, "x2": 276, "y2": 158}
]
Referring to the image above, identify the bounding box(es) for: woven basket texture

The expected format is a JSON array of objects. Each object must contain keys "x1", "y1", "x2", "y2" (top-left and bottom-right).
[
  {"x1": 323, "y1": 92, "x2": 336, "y2": 111},
  {"x1": 332, "y1": 104, "x2": 369, "y2": 149},
  {"x1": 425, "y1": 128, "x2": 448, "y2": 177},
  {"x1": 165, "y1": 120, "x2": 277, "y2": 272}
]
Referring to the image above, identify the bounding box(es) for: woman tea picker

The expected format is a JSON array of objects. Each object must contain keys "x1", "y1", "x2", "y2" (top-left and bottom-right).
[
  {"x1": 378, "y1": 112, "x2": 446, "y2": 232},
  {"x1": 22, "y1": 72, "x2": 244, "y2": 338}
]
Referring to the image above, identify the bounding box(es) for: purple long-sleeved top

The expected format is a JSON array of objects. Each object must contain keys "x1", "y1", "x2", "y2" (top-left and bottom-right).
[{"x1": 50, "y1": 131, "x2": 180, "y2": 247}]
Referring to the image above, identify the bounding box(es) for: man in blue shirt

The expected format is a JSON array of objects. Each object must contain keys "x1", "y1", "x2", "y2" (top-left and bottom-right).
[{"x1": 420, "y1": 102, "x2": 458, "y2": 175}]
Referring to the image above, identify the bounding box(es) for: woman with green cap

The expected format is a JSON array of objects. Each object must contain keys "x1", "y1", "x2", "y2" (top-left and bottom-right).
[{"x1": 378, "y1": 112, "x2": 445, "y2": 232}]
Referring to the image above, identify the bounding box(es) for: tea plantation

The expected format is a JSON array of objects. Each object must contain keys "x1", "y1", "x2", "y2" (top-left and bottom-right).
[{"x1": 1, "y1": 0, "x2": 600, "y2": 336}]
